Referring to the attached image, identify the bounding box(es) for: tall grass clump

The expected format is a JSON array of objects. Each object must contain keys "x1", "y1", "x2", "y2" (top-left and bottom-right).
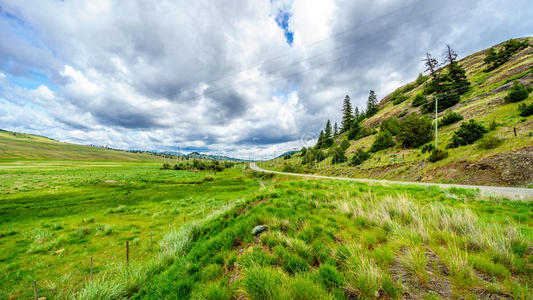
[{"x1": 242, "y1": 266, "x2": 286, "y2": 300}]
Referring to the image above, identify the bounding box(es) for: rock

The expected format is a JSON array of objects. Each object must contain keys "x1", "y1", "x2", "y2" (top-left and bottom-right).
[{"x1": 252, "y1": 225, "x2": 268, "y2": 235}]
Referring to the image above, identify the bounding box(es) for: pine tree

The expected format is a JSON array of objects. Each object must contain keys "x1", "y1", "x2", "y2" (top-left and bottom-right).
[
  {"x1": 423, "y1": 52, "x2": 442, "y2": 95},
  {"x1": 444, "y1": 44, "x2": 470, "y2": 93},
  {"x1": 366, "y1": 90, "x2": 378, "y2": 117},
  {"x1": 315, "y1": 130, "x2": 324, "y2": 149},
  {"x1": 324, "y1": 120, "x2": 333, "y2": 148},
  {"x1": 341, "y1": 95, "x2": 354, "y2": 133},
  {"x1": 354, "y1": 107, "x2": 360, "y2": 120},
  {"x1": 333, "y1": 122, "x2": 338, "y2": 137}
]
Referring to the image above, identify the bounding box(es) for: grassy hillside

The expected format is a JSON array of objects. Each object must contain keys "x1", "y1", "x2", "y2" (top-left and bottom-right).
[
  {"x1": 0, "y1": 130, "x2": 164, "y2": 162},
  {"x1": 267, "y1": 37, "x2": 533, "y2": 187}
]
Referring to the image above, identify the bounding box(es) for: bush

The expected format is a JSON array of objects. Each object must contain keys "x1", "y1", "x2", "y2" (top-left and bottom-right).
[
  {"x1": 428, "y1": 148, "x2": 448, "y2": 162},
  {"x1": 390, "y1": 90, "x2": 409, "y2": 105},
  {"x1": 518, "y1": 102, "x2": 533, "y2": 116},
  {"x1": 396, "y1": 113, "x2": 433, "y2": 148},
  {"x1": 504, "y1": 82, "x2": 530, "y2": 103},
  {"x1": 477, "y1": 135, "x2": 503, "y2": 150},
  {"x1": 448, "y1": 120, "x2": 487, "y2": 148},
  {"x1": 411, "y1": 93, "x2": 426, "y2": 107},
  {"x1": 379, "y1": 117, "x2": 400, "y2": 136},
  {"x1": 422, "y1": 92, "x2": 461, "y2": 113},
  {"x1": 330, "y1": 147, "x2": 347, "y2": 164},
  {"x1": 204, "y1": 175, "x2": 215, "y2": 182},
  {"x1": 340, "y1": 139, "x2": 350, "y2": 151},
  {"x1": 349, "y1": 149, "x2": 371, "y2": 166},
  {"x1": 438, "y1": 111, "x2": 463, "y2": 127},
  {"x1": 420, "y1": 143, "x2": 435, "y2": 154},
  {"x1": 370, "y1": 130, "x2": 395, "y2": 153},
  {"x1": 484, "y1": 39, "x2": 529, "y2": 71}
]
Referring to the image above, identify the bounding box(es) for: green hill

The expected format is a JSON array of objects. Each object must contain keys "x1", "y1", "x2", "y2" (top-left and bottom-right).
[
  {"x1": 0, "y1": 129, "x2": 164, "y2": 162},
  {"x1": 267, "y1": 37, "x2": 533, "y2": 187}
]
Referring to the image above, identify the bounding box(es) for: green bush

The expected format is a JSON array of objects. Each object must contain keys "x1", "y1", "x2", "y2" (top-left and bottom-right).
[
  {"x1": 477, "y1": 135, "x2": 503, "y2": 150},
  {"x1": 484, "y1": 39, "x2": 529, "y2": 71},
  {"x1": 504, "y1": 82, "x2": 530, "y2": 103},
  {"x1": 340, "y1": 139, "x2": 350, "y2": 151},
  {"x1": 422, "y1": 92, "x2": 461, "y2": 113},
  {"x1": 420, "y1": 143, "x2": 435, "y2": 154},
  {"x1": 330, "y1": 147, "x2": 347, "y2": 164},
  {"x1": 390, "y1": 90, "x2": 409, "y2": 105},
  {"x1": 518, "y1": 102, "x2": 533, "y2": 116},
  {"x1": 396, "y1": 113, "x2": 433, "y2": 148},
  {"x1": 438, "y1": 111, "x2": 463, "y2": 127},
  {"x1": 448, "y1": 120, "x2": 487, "y2": 148},
  {"x1": 379, "y1": 117, "x2": 400, "y2": 136},
  {"x1": 411, "y1": 93, "x2": 426, "y2": 107},
  {"x1": 204, "y1": 175, "x2": 215, "y2": 182},
  {"x1": 350, "y1": 149, "x2": 371, "y2": 166},
  {"x1": 370, "y1": 130, "x2": 395, "y2": 153},
  {"x1": 428, "y1": 148, "x2": 448, "y2": 162}
]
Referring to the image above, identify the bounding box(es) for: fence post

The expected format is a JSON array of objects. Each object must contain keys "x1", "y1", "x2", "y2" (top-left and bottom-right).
[
  {"x1": 90, "y1": 256, "x2": 93, "y2": 280},
  {"x1": 32, "y1": 280, "x2": 38, "y2": 300},
  {"x1": 514, "y1": 127, "x2": 517, "y2": 137},
  {"x1": 126, "y1": 240, "x2": 129, "y2": 265}
]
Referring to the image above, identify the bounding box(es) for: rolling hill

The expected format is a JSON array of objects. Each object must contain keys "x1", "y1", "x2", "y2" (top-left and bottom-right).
[
  {"x1": 267, "y1": 37, "x2": 533, "y2": 187},
  {"x1": 0, "y1": 129, "x2": 164, "y2": 162}
]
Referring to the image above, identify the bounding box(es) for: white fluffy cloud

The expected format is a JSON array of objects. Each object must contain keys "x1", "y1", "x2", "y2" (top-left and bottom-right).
[{"x1": 0, "y1": 0, "x2": 532, "y2": 158}]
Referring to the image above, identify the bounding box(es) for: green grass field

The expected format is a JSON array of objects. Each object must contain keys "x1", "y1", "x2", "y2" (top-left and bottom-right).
[{"x1": 1, "y1": 160, "x2": 531, "y2": 299}]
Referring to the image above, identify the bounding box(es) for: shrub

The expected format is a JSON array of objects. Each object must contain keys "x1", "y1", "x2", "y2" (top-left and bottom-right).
[
  {"x1": 518, "y1": 102, "x2": 533, "y2": 116},
  {"x1": 390, "y1": 90, "x2": 409, "y2": 105},
  {"x1": 477, "y1": 135, "x2": 503, "y2": 150},
  {"x1": 504, "y1": 82, "x2": 530, "y2": 103},
  {"x1": 438, "y1": 111, "x2": 463, "y2": 127},
  {"x1": 330, "y1": 147, "x2": 347, "y2": 164},
  {"x1": 370, "y1": 130, "x2": 395, "y2": 152},
  {"x1": 340, "y1": 139, "x2": 350, "y2": 151},
  {"x1": 350, "y1": 149, "x2": 371, "y2": 166},
  {"x1": 448, "y1": 120, "x2": 487, "y2": 148},
  {"x1": 420, "y1": 143, "x2": 435, "y2": 154},
  {"x1": 422, "y1": 92, "x2": 461, "y2": 113},
  {"x1": 484, "y1": 39, "x2": 529, "y2": 71},
  {"x1": 428, "y1": 148, "x2": 448, "y2": 162},
  {"x1": 379, "y1": 117, "x2": 400, "y2": 136},
  {"x1": 411, "y1": 93, "x2": 426, "y2": 107},
  {"x1": 204, "y1": 175, "x2": 215, "y2": 182},
  {"x1": 396, "y1": 113, "x2": 433, "y2": 148}
]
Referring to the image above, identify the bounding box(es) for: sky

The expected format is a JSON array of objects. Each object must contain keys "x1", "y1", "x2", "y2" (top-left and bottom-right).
[{"x1": 0, "y1": 0, "x2": 532, "y2": 159}]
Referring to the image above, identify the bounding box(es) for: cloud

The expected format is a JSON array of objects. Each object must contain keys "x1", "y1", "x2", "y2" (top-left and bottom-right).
[{"x1": 0, "y1": 0, "x2": 532, "y2": 158}]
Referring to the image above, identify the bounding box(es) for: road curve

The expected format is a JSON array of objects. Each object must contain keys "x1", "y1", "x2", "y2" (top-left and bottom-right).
[{"x1": 249, "y1": 163, "x2": 533, "y2": 201}]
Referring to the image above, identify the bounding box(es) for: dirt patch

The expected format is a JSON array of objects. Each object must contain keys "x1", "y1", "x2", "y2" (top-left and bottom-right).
[{"x1": 103, "y1": 180, "x2": 118, "y2": 184}]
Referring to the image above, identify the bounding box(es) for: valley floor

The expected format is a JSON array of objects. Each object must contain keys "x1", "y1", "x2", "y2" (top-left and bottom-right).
[{"x1": 0, "y1": 161, "x2": 531, "y2": 299}]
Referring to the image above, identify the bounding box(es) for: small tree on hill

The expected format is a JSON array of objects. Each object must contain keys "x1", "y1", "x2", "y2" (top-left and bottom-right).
[
  {"x1": 323, "y1": 120, "x2": 333, "y2": 148},
  {"x1": 315, "y1": 130, "x2": 324, "y2": 149},
  {"x1": 396, "y1": 113, "x2": 433, "y2": 148},
  {"x1": 366, "y1": 90, "x2": 378, "y2": 117},
  {"x1": 412, "y1": 93, "x2": 426, "y2": 107},
  {"x1": 333, "y1": 122, "x2": 338, "y2": 137},
  {"x1": 331, "y1": 147, "x2": 347, "y2": 164},
  {"x1": 340, "y1": 138, "x2": 350, "y2": 151},
  {"x1": 370, "y1": 130, "x2": 394, "y2": 152},
  {"x1": 504, "y1": 82, "x2": 530, "y2": 103},
  {"x1": 341, "y1": 95, "x2": 354, "y2": 133},
  {"x1": 350, "y1": 149, "x2": 371, "y2": 166},
  {"x1": 347, "y1": 120, "x2": 361, "y2": 140},
  {"x1": 380, "y1": 117, "x2": 400, "y2": 136},
  {"x1": 354, "y1": 107, "x2": 360, "y2": 120},
  {"x1": 448, "y1": 120, "x2": 487, "y2": 148}
]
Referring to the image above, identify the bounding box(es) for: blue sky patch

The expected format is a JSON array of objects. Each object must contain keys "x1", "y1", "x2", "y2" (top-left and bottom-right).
[{"x1": 275, "y1": 8, "x2": 294, "y2": 46}]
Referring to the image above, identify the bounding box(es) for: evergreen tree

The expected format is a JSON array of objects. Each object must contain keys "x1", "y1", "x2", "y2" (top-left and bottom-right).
[
  {"x1": 341, "y1": 95, "x2": 354, "y2": 132},
  {"x1": 354, "y1": 107, "x2": 360, "y2": 120},
  {"x1": 444, "y1": 45, "x2": 470, "y2": 93},
  {"x1": 315, "y1": 130, "x2": 324, "y2": 149},
  {"x1": 370, "y1": 130, "x2": 394, "y2": 152},
  {"x1": 333, "y1": 122, "x2": 338, "y2": 137},
  {"x1": 366, "y1": 90, "x2": 378, "y2": 117},
  {"x1": 396, "y1": 113, "x2": 433, "y2": 148},
  {"x1": 323, "y1": 120, "x2": 333, "y2": 148},
  {"x1": 347, "y1": 120, "x2": 361, "y2": 140}
]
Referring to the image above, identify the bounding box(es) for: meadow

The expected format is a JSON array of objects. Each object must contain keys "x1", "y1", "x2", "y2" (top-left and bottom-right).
[
  {"x1": 0, "y1": 161, "x2": 531, "y2": 299},
  {"x1": 0, "y1": 161, "x2": 256, "y2": 299}
]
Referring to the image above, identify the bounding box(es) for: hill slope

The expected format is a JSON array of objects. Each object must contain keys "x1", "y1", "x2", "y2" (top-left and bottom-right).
[
  {"x1": 268, "y1": 37, "x2": 533, "y2": 187},
  {"x1": 0, "y1": 130, "x2": 164, "y2": 162}
]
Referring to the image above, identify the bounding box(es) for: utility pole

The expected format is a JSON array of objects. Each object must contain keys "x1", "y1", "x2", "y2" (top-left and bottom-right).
[{"x1": 435, "y1": 96, "x2": 438, "y2": 148}]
